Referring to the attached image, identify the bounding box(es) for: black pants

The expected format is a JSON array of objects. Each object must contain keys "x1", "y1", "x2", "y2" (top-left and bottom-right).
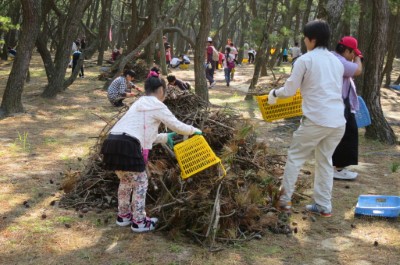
[
  {"x1": 248, "y1": 53, "x2": 255, "y2": 63},
  {"x1": 72, "y1": 61, "x2": 84, "y2": 77},
  {"x1": 332, "y1": 112, "x2": 358, "y2": 168}
]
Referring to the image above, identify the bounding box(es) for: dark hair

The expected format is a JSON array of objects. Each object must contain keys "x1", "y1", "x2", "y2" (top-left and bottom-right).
[
  {"x1": 123, "y1": 69, "x2": 135, "y2": 77},
  {"x1": 225, "y1": 47, "x2": 231, "y2": 53},
  {"x1": 166, "y1": 75, "x2": 176, "y2": 83},
  {"x1": 145, "y1": 76, "x2": 166, "y2": 95},
  {"x1": 150, "y1": 67, "x2": 160, "y2": 74},
  {"x1": 335, "y1": 43, "x2": 353, "y2": 55},
  {"x1": 303, "y1": 19, "x2": 330, "y2": 48},
  {"x1": 295, "y1": 42, "x2": 299, "y2": 46}
]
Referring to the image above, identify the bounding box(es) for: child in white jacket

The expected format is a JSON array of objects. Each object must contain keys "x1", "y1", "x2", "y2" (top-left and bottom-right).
[{"x1": 101, "y1": 76, "x2": 201, "y2": 232}]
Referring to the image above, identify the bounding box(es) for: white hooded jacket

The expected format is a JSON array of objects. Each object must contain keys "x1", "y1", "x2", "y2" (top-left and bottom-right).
[{"x1": 110, "y1": 96, "x2": 197, "y2": 149}]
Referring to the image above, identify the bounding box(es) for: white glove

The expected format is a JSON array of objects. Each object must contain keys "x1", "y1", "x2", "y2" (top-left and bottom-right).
[
  {"x1": 268, "y1": 89, "x2": 277, "y2": 105},
  {"x1": 207, "y1": 63, "x2": 212, "y2": 69},
  {"x1": 193, "y1": 128, "x2": 202, "y2": 135}
]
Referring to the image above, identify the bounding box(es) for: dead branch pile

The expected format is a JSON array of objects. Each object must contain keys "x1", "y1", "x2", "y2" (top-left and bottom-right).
[
  {"x1": 60, "y1": 87, "x2": 308, "y2": 246},
  {"x1": 247, "y1": 74, "x2": 289, "y2": 96}
]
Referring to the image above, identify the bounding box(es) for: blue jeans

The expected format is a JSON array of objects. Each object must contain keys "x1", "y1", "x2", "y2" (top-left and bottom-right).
[{"x1": 224, "y1": 68, "x2": 231, "y2": 85}]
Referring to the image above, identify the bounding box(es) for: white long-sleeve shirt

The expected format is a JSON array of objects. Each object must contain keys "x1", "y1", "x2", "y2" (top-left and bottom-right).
[
  {"x1": 110, "y1": 96, "x2": 197, "y2": 149},
  {"x1": 275, "y1": 47, "x2": 345, "y2": 128}
]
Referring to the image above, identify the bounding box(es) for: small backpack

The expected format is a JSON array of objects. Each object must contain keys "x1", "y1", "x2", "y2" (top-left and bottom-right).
[
  {"x1": 211, "y1": 46, "x2": 219, "y2": 61},
  {"x1": 226, "y1": 54, "x2": 235, "y2": 69}
]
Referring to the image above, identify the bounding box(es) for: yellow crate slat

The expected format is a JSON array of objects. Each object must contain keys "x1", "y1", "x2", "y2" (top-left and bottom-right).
[
  {"x1": 256, "y1": 90, "x2": 303, "y2": 122},
  {"x1": 173, "y1": 135, "x2": 226, "y2": 179}
]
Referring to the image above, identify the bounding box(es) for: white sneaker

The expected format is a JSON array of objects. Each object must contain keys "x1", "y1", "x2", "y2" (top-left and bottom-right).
[
  {"x1": 116, "y1": 213, "x2": 132, "y2": 226},
  {"x1": 131, "y1": 216, "x2": 158, "y2": 232},
  {"x1": 334, "y1": 169, "x2": 358, "y2": 180},
  {"x1": 210, "y1": 81, "x2": 216, "y2": 88}
]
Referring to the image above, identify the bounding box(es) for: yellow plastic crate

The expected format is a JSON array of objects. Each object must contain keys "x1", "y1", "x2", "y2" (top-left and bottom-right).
[
  {"x1": 179, "y1": 64, "x2": 189, "y2": 70},
  {"x1": 173, "y1": 135, "x2": 226, "y2": 179},
  {"x1": 242, "y1": 58, "x2": 248, "y2": 63},
  {"x1": 256, "y1": 90, "x2": 303, "y2": 122}
]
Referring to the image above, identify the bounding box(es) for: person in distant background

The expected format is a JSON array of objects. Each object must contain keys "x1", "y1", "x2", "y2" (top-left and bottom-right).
[
  {"x1": 80, "y1": 36, "x2": 86, "y2": 50},
  {"x1": 290, "y1": 42, "x2": 302, "y2": 64},
  {"x1": 167, "y1": 74, "x2": 191, "y2": 90},
  {"x1": 181, "y1": 54, "x2": 190, "y2": 64},
  {"x1": 205, "y1": 37, "x2": 216, "y2": 88},
  {"x1": 107, "y1": 70, "x2": 140, "y2": 107},
  {"x1": 248, "y1": 48, "x2": 256, "y2": 64},
  {"x1": 7, "y1": 47, "x2": 16, "y2": 58},
  {"x1": 163, "y1": 36, "x2": 170, "y2": 50},
  {"x1": 72, "y1": 46, "x2": 84, "y2": 78},
  {"x1": 112, "y1": 48, "x2": 121, "y2": 62},
  {"x1": 165, "y1": 45, "x2": 172, "y2": 67},
  {"x1": 282, "y1": 48, "x2": 288, "y2": 62}
]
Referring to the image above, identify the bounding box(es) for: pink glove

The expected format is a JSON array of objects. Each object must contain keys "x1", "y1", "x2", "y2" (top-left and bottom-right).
[{"x1": 142, "y1": 149, "x2": 149, "y2": 164}]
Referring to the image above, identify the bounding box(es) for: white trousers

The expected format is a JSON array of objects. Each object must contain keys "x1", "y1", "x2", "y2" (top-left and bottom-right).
[{"x1": 280, "y1": 117, "x2": 345, "y2": 212}]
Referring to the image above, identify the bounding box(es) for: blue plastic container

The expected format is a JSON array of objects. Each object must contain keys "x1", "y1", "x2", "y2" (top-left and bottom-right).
[
  {"x1": 355, "y1": 195, "x2": 400, "y2": 218},
  {"x1": 355, "y1": 96, "x2": 371, "y2": 128}
]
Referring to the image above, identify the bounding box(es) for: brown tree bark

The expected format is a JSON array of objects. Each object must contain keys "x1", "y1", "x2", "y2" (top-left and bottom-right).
[
  {"x1": 245, "y1": 1, "x2": 277, "y2": 99},
  {"x1": 316, "y1": 0, "x2": 346, "y2": 49},
  {"x1": 362, "y1": 0, "x2": 396, "y2": 144},
  {"x1": 117, "y1": 0, "x2": 186, "y2": 74},
  {"x1": 0, "y1": 0, "x2": 41, "y2": 117},
  {"x1": 97, "y1": 0, "x2": 112, "y2": 65},
  {"x1": 193, "y1": 0, "x2": 212, "y2": 102},
  {"x1": 382, "y1": 5, "x2": 400, "y2": 87},
  {"x1": 301, "y1": 0, "x2": 313, "y2": 54},
  {"x1": 39, "y1": 0, "x2": 92, "y2": 98},
  {"x1": 354, "y1": 0, "x2": 372, "y2": 91}
]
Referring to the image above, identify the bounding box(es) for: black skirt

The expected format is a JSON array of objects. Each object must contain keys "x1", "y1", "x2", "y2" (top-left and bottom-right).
[
  {"x1": 101, "y1": 134, "x2": 145, "y2": 172},
  {"x1": 332, "y1": 112, "x2": 358, "y2": 168}
]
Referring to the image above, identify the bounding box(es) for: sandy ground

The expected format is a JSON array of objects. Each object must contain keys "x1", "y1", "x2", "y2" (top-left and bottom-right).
[{"x1": 0, "y1": 54, "x2": 399, "y2": 265}]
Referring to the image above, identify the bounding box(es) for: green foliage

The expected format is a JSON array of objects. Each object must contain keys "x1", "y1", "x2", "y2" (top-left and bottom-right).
[
  {"x1": 390, "y1": 162, "x2": 400, "y2": 173},
  {"x1": 343, "y1": 1, "x2": 360, "y2": 35},
  {"x1": 250, "y1": 18, "x2": 266, "y2": 47},
  {"x1": 0, "y1": 16, "x2": 19, "y2": 45},
  {"x1": 14, "y1": 131, "x2": 31, "y2": 152},
  {"x1": 0, "y1": 16, "x2": 18, "y2": 31}
]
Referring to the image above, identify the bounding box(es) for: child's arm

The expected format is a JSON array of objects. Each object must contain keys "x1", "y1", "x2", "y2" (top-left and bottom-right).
[
  {"x1": 153, "y1": 107, "x2": 201, "y2": 144},
  {"x1": 274, "y1": 58, "x2": 306, "y2": 98}
]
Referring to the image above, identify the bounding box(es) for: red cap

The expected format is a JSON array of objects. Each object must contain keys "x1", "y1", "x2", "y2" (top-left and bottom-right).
[{"x1": 339, "y1": 36, "x2": 362, "y2": 57}]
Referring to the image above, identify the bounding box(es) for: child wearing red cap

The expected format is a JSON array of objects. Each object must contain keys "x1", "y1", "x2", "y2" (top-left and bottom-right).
[{"x1": 332, "y1": 36, "x2": 363, "y2": 180}]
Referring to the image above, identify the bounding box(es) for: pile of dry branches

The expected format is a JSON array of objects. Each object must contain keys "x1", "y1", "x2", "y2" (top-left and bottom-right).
[{"x1": 60, "y1": 87, "x2": 308, "y2": 246}]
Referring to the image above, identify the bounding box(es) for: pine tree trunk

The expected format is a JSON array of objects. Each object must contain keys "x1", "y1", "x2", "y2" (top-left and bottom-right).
[
  {"x1": 40, "y1": 0, "x2": 91, "y2": 98},
  {"x1": 127, "y1": 0, "x2": 139, "y2": 51},
  {"x1": 362, "y1": 0, "x2": 396, "y2": 144},
  {"x1": 382, "y1": 7, "x2": 400, "y2": 87},
  {"x1": 301, "y1": 0, "x2": 313, "y2": 54},
  {"x1": 0, "y1": 0, "x2": 41, "y2": 117},
  {"x1": 354, "y1": 0, "x2": 372, "y2": 93},
  {"x1": 90, "y1": 0, "x2": 101, "y2": 30},
  {"x1": 97, "y1": 0, "x2": 112, "y2": 66},
  {"x1": 194, "y1": 0, "x2": 212, "y2": 102}
]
